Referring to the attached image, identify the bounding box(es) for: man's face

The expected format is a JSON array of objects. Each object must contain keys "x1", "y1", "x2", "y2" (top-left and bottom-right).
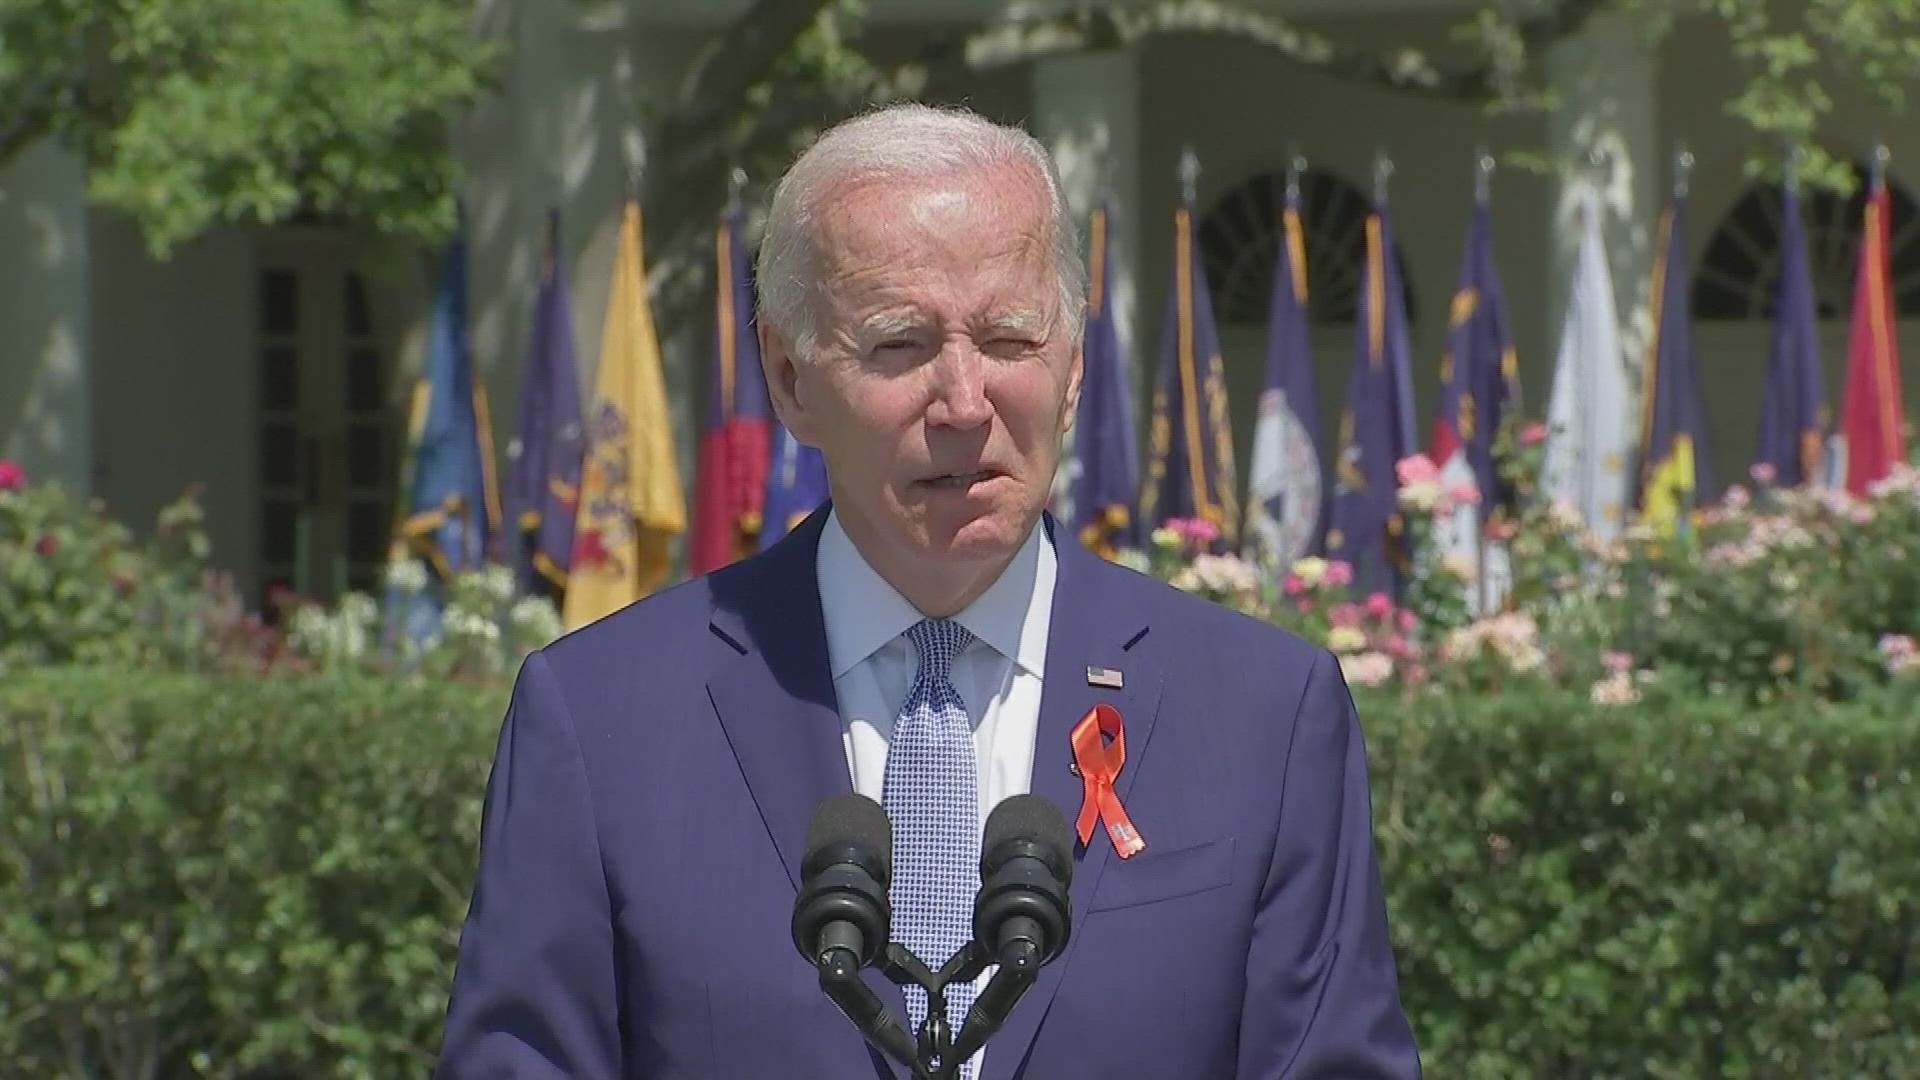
[{"x1": 766, "y1": 163, "x2": 1083, "y2": 575}]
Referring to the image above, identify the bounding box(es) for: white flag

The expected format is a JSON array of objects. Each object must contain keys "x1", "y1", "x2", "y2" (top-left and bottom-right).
[{"x1": 1542, "y1": 184, "x2": 1636, "y2": 543}]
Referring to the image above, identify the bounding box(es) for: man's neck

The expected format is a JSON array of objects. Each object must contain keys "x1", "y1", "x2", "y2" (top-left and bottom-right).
[{"x1": 836, "y1": 515, "x2": 1026, "y2": 619}]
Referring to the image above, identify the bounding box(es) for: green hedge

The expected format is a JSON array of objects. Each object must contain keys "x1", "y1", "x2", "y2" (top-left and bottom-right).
[{"x1": 2, "y1": 670, "x2": 1915, "y2": 1078}]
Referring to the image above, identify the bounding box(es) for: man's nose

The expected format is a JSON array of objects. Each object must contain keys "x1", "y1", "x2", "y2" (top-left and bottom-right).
[{"x1": 926, "y1": 342, "x2": 992, "y2": 429}]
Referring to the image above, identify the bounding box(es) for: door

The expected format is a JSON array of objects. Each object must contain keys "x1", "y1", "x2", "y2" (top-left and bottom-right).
[{"x1": 254, "y1": 235, "x2": 399, "y2": 612}]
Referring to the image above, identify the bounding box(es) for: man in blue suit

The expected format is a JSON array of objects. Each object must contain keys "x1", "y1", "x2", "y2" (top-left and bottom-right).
[{"x1": 437, "y1": 103, "x2": 1420, "y2": 1079}]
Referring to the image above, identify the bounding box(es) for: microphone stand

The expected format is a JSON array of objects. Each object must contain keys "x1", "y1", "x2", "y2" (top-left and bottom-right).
[{"x1": 877, "y1": 927, "x2": 1046, "y2": 1080}]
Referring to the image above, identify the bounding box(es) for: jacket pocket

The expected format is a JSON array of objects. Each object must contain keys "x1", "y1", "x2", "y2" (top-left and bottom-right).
[{"x1": 1086, "y1": 836, "x2": 1236, "y2": 912}]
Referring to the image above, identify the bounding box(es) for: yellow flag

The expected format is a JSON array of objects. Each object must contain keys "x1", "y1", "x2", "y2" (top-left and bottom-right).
[{"x1": 563, "y1": 200, "x2": 686, "y2": 629}]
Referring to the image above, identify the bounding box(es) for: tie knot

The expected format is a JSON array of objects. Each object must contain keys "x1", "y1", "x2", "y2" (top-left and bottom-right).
[{"x1": 905, "y1": 618, "x2": 972, "y2": 682}]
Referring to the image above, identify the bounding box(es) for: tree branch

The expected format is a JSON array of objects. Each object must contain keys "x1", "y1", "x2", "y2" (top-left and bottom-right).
[
  {"x1": 657, "y1": 0, "x2": 839, "y2": 144},
  {"x1": 906, "y1": 0, "x2": 1612, "y2": 105}
]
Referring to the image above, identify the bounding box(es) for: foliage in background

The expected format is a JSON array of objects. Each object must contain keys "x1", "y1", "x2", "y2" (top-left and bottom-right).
[
  {"x1": 2, "y1": 668, "x2": 1914, "y2": 1077},
  {"x1": 0, "y1": 0, "x2": 497, "y2": 254},
  {"x1": 0, "y1": 669, "x2": 500, "y2": 1079},
  {"x1": 1, "y1": 461, "x2": 563, "y2": 688}
]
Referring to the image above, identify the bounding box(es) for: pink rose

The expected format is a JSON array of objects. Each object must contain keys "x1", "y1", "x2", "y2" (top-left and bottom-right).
[
  {"x1": 1283, "y1": 574, "x2": 1306, "y2": 597},
  {"x1": 1364, "y1": 592, "x2": 1394, "y2": 620},
  {"x1": 0, "y1": 460, "x2": 23, "y2": 491},
  {"x1": 1398, "y1": 609, "x2": 1418, "y2": 634},
  {"x1": 1295, "y1": 598, "x2": 1315, "y2": 614},
  {"x1": 1448, "y1": 482, "x2": 1482, "y2": 507},
  {"x1": 1749, "y1": 462, "x2": 1777, "y2": 486},
  {"x1": 1519, "y1": 422, "x2": 1547, "y2": 447},
  {"x1": 1604, "y1": 651, "x2": 1633, "y2": 675},
  {"x1": 1395, "y1": 454, "x2": 1440, "y2": 488},
  {"x1": 1324, "y1": 561, "x2": 1354, "y2": 588},
  {"x1": 1327, "y1": 602, "x2": 1363, "y2": 629}
]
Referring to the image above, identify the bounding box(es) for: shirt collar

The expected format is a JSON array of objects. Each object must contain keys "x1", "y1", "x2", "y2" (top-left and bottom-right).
[{"x1": 816, "y1": 509, "x2": 1054, "y2": 679}]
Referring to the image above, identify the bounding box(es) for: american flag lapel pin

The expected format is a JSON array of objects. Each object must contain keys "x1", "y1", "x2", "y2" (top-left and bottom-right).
[{"x1": 1085, "y1": 666, "x2": 1124, "y2": 689}]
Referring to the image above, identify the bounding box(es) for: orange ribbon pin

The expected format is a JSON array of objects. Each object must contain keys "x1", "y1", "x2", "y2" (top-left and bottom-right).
[{"x1": 1071, "y1": 704, "x2": 1146, "y2": 859}]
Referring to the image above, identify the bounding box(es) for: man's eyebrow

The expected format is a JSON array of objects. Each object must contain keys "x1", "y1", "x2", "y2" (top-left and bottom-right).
[
  {"x1": 857, "y1": 311, "x2": 930, "y2": 338},
  {"x1": 980, "y1": 309, "x2": 1049, "y2": 335}
]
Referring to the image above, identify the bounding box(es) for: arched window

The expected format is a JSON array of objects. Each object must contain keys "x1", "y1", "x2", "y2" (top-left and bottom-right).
[
  {"x1": 1693, "y1": 162, "x2": 1920, "y2": 319},
  {"x1": 1197, "y1": 168, "x2": 1418, "y2": 327}
]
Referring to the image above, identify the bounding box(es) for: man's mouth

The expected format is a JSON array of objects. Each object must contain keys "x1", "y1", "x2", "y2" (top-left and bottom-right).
[{"x1": 922, "y1": 470, "x2": 995, "y2": 489}]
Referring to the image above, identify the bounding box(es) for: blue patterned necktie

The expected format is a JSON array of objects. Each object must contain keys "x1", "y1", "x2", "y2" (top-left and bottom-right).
[{"x1": 881, "y1": 617, "x2": 980, "y2": 1077}]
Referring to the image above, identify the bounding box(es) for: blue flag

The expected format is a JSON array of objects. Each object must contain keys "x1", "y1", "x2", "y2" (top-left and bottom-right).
[
  {"x1": 1753, "y1": 178, "x2": 1826, "y2": 487},
  {"x1": 396, "y1": 221, "x2": 499, "y2": 575},
  {"x1": 388, "y1": 215, "x2": 502, "y2": 647},
  {"x1": 1243, "y1": 184, "x2": 1324, "y2": 571},
  {"x1": 1068, "y1": 201, "x2": 1140, "y2": 557},
  {"x1": 759, "y1": 425, "x2": 828, "y2": 552},
  {"x1": 1139, "y1": 191, "x2": 1239, "y2": 550},
  {"x1": 1433, "y1": 198, "x2": 1520, "y2": 511},
  {"x1": 1327, "y1": 197, "x2": 1416, "y2": 597},
  {"x1": 504, "y1": 208, "x2": 585, "y2": 599},
  {"x1": 1637, "y1": 189, "x2": 1717, "y2": 533}
]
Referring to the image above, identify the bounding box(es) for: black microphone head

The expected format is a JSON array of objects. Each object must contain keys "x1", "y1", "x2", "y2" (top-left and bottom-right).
[
  {"x1": 980, "y1": 794, "x2": 1073, "y2": 884},
  {"x1": 803, "y1": 793, "x2": 892, "y2": 883},
  {"x1": 794, "y1": 794, "x2": 893, "y2": 970}
]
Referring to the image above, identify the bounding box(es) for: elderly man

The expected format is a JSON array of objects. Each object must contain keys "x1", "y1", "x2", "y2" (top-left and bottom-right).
[{"x1": 437, "y1": 103, "x2": 1420, "y2": 1079}]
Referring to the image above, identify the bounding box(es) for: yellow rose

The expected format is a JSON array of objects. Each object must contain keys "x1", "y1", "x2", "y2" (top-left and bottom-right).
[
  {"x1": 1291, "y1": 556, "x2": 1328, "y2": 588},
  {"x1": 1327, "y1": 626, "x2": 1367, "y2": 654}
]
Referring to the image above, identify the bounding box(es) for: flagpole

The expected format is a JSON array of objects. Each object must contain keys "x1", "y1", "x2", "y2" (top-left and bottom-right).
[{"x1": 1474, "y1": 144, "x2": 1494, "y2": 615}]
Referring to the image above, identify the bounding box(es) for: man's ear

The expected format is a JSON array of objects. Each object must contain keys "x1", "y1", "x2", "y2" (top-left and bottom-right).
[
  {"x1": 1061, "y1": 342, "x2": 1085, "y2": 433},
  {"x1": 759, "y1": 320, "x2": 818, "y2": 445}
]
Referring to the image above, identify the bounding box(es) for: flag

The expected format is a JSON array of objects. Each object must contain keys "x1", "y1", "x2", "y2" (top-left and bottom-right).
[
  {"x1": 1068, "y1": 201, "x2": 1139, "y2": 558},
  {"x1": 758, "y1": 424, "x2": 828, "y2": 552},
  {"x1": 504, "y1": 208, "x2": 585, "y2": 599},
  {"x1": 1835, "y1": 170, "x2": 1908, "y2": 495},
  {"x1": 1139, "y1": 191, "x2": 1238, "y2": 550},
  {"x1": 688, "y1": 203, "x2": 773, "y2": 575},
  {"x1": 393, "y1": 219, "x2": 501, "y2": 581},
  {"x1": 1431, "y1": 196, "x2": 1520, "y2": 608},
  {"x1": 1753, "y1": 177, "x2": 1826, "y2": 488},
  {"x1": 563, "y1": 199, "x2": 686, "y2": 629},
  {"x1": 1541, "y1": 183, "x2": 1636, "y2": 543},
  {"x1": 1326, "y1": 197, "x2": 1416, "y2": 597},
  {"x1": 1637, "y1": 188, "x2": 1717, "y2": 533},
  {"x1": 1242, "y1": 184, "x2": 1324, "y2": 572}
]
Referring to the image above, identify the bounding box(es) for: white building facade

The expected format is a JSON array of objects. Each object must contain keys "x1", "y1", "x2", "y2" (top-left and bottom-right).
[{"x1": 4, "y1": 0, "x2": 1915, "y2": 606}]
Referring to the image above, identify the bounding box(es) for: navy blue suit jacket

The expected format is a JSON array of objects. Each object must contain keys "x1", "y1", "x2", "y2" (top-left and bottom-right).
[{"x1": 438, "y1": 509, "x2": 1422, "y2": 1078}]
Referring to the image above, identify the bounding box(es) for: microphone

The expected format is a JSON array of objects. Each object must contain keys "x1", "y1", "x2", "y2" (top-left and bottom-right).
[
  {"x1": 793, "y1": 794, "x2": 925, "y2": 1077},
  {"x1": 941, "y1": 795, "x2": 1074, "y2": 1077}
]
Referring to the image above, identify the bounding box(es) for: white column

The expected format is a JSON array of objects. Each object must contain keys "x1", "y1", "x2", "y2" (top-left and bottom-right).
[
  {"x1": 0, "y1": 142, "x2": 93, "y2": 490},
  {"x1": 1032, "y1": 49, "x2": 1144, "y2": 383},
  {"x1": 1546, "y1": 10, "x2": 1662, "y2": 387}
]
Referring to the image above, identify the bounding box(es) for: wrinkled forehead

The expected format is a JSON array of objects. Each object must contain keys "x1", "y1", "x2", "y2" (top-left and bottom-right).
[{"x1": 811, "y1": 163, "x2": 1053, "y2": 267}]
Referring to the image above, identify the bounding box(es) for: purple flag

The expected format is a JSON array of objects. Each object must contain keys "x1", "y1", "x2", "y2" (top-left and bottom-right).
[
  {"x1": 1754, "y1": 179, "x2": 1826, "y2": 487},
  {"x1": 1243, "y1": 184, "x2": 1324, "y2": 569},
  {"x1": 1069, "y1": 201, "x2": 1140, "y2": 556},
  {"x1": 1139, "y1": 192, "x2": 1239, "y2": 551},
  {"x1": 1327, "y1": 197, "x2": 1415, "y2": 598},
  {"x1": 504, "y1": 208, "x2": 585, "y2": 597}
]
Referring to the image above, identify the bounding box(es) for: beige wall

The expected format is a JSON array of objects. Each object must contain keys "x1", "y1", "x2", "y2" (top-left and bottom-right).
[
  {"x1": 86, "y1": 215, "x2": 255, "y2": 581},
  {"x1": 0, "y1": 143, "x2": 92, "y2": 491}
]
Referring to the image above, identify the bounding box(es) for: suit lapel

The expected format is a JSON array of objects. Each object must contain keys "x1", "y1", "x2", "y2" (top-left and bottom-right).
[
  {"x1": 981, "y1": 525, "x2": 1163, "y2": 1080},
  {"x1": 704, "y1": 506, "x2": 911, "y2": 1078}
]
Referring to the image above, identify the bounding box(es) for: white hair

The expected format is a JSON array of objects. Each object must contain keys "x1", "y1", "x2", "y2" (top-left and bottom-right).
[{"x1": 755, "y1": 103, "x2": 1088, "y2": 361}]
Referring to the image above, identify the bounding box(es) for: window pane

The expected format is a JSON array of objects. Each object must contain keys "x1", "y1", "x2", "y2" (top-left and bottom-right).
[
  {"x1": 260, "y1": 345, "x2": 298, "y2": 410},
  {"x1": 260, "y1": 268, "x2": 298, "y2": 335},
  {"x1": 347, "y1": 501, "x2": 390, "y2": 565},
  {"x1": 261, "y1": 499, "x2": 299, "y2": 563},
  {"x1": 344, "y1": 271, "x2": 373, "y2": 337},
  {"x1": 346, "y1": 421, "x2": 385, "y2": 487},
  {"x1": 346, "y1": 346, "x2": 384, "y2": 411},
  {"x1": 261, "y1": 423, "x2": 299, "y2": 487}
]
